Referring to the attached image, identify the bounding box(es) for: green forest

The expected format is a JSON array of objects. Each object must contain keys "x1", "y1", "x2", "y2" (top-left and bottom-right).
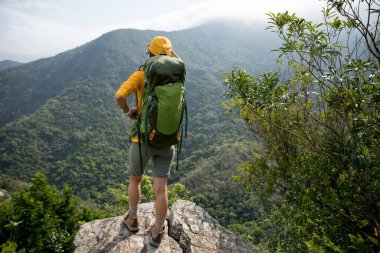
[{"x1": 1, "y1": 0, "x2": 379, "y2": 252}]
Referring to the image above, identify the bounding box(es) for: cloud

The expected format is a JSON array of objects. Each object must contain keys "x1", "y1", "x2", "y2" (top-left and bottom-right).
[
  {"x1": 0, "y1": 1, "x2": 105, "y2": 61},
  {"x1": 3, "y1": 0, "x2": 61, "y2": 10},
  {"x1": 0, "y1": 0, "x2": 325, "y2": 62},
  {"x1": 124, "y1": 0, "x2": 324, "y2": 31}
]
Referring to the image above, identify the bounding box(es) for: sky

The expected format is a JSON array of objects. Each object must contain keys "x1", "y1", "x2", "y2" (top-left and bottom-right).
[{"x1": 0, "y1": 0, "x2": 325, "y2": 62}]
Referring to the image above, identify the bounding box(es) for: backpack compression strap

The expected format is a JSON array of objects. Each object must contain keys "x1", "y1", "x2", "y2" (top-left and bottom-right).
[
  {"x1": 176, "y1": 99, "x2": 188, "y2": 171},
  {"x1": 137, "y1": 119, "x2": 143, "y2": 174},
  {"x1": 135, "y1": 91, "x2": 144, "y2": 175}
]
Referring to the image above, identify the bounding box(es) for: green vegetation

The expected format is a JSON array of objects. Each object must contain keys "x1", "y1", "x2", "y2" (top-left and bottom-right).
[
  {"x1": 105, "y1": 175, "x2": 193, "y2": 216},
  {"x1": 0, "y1": 22, "x2": 274, "y2": 251},
  {"x1": 0, "y1": 21, "x2": 276, "y2": 231},
  {"x1": 0, "y1": 172, "x2": 102, "y2": 253},
  {"x1": 1, "y1": 1, "x2": 378, "y2": 252},
  {"x1": 224, "y1": 0, "x2": 380, "y2": 252},
  {"x1": 0, "y1": 60, "x2": 22, "y2": 72},
  {"x1": 0, "y1": 172, "x2": 193, "y2": 252}
]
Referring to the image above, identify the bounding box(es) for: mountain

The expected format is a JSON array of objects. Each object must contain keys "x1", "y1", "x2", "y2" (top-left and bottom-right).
[
  {"x1": 0, "y1": 20, "x2": 279, "y2": 225},
  {"x1": 0, "y1": 60, "x2": 23, "y2": 72}
]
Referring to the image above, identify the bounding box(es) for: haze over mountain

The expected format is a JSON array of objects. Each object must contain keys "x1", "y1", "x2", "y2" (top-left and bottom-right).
[
  {"x1": 0, "y1": 60, "x2": 23, "y2": 72},
  {"x1": 0, "y1": 20, "x2": 279, "y2": 224}
]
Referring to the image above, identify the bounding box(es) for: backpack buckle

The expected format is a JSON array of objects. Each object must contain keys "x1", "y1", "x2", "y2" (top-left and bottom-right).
[{"x1": 149, "y1": 129, "x2": 156, "y2": 141}]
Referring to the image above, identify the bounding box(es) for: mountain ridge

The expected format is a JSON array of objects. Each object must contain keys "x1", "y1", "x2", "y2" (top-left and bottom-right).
[
  {"x1": 0, "y1": 20, "x2": 278, "y2": 127},
  {"x1": 0, "y1": 20, "x2": 278, "y2": 225},
  {"x1": 0, "y1": 60, "x2": 23, "y2": 72}
]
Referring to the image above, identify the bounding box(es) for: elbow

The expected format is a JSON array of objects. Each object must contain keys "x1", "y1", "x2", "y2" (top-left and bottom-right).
[{"x1": 114, "y1": 93, "x2": 123, "y2": 102}]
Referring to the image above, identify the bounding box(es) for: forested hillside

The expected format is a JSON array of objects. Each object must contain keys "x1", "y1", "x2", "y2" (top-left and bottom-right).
[
  {"x1": 0, "y1": 21, "x2": 278, "y2": 225},
  {"x1": 0, "y1": 60, "x2": 22, "y2": 72},
  {"x1": 1, "y1": 0, "x2": 378, "y2": 252}
]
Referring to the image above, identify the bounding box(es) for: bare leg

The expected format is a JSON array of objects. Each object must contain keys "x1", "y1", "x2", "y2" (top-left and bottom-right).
[
  {"x1": 153, "y1": 177, "x2": 168, "y2": 231},
  {"x1": 124, "y1": 175, "x2": 143, "y2": 231},
  {"x1": 128, "y1": 175, "x2": 142, "y2": 214}
]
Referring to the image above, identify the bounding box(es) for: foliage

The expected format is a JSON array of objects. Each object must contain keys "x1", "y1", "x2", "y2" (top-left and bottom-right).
[
  {"x1": 104, "y1": 183, "x2": 130, "y2": 216},
  {"x1": 0, "y1": 60, "x2": 22, "y2": 72},
  {"x1": 0, "y1": 172, "x2": 102, "y2": 253},
  {"x1": 0, "y1": 241, "x2": 24, "y2": 253},
  {"x1": 105, "y1": 175, "x2": 193, "y2": 216},
  {"x1": 0, "y1": 175, "x2": 27, "y2": 193},
  {"x1": 105, "y1": 175, "x2": 155, "y2": 216},
  {"x1": 168, "y1": 183, "x2": 193, "y2": 206},
  {"x1": 183, "y1": 139, "x2": 260, "y2": 226},
  {"x1": 0, "y1": 22, "x2": 278, "y2": 230},
  {"x1": 224, "y1": 0, "x2": 380, "y2": 252}
]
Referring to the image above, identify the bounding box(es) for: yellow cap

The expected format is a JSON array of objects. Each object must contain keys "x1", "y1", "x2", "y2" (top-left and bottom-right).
[{"x1": 147, "y1": 36, "x2": 172, "y2": 56}]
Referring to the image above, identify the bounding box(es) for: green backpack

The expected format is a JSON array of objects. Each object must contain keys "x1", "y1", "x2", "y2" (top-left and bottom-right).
[{"x1": 136, "y1": 55, "x2": 187, "y2": 170}]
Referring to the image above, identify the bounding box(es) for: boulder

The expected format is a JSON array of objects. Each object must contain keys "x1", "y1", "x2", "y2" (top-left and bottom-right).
[{"x1": 74, "y1": 200, "x2": 253, "y2": 253}]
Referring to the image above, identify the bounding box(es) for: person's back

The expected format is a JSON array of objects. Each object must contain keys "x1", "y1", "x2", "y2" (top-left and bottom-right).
[{"x1": 114, "y1": 35, "x2": 185, "y2": 247}]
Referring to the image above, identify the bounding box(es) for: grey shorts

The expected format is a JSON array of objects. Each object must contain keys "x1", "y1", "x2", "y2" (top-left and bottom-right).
[{"x1": 128, "y1": 142, "x2": 175, "y2": 178}]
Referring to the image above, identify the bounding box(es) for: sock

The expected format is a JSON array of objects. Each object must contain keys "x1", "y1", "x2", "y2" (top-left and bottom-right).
[
  {"x1": 129, "y1": 204, "x2": 138, "y2": 217},
  {"x1": 155, "y1": 218, "x2": 165, "y2": 232}
]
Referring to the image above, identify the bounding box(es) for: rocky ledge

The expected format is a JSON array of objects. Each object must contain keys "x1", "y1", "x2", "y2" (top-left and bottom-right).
[{"x1": 74, "y1": 200, "x2": 254, "y2": 253}]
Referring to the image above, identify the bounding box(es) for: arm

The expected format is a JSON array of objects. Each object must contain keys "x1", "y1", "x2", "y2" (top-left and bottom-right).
[
  {"x1": 115, "y1": 93, "x2": 129, "y2": 113},
  {"x1": 115, "y1": 70, "x2": 143, "y2": 120},
  {"x1": 115, "y1": 93, "x2": 139, "y2": 119}
]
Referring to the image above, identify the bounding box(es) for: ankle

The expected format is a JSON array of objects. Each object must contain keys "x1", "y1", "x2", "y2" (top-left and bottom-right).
[
  {"x1": 129, "y1": 204, "x2": 138, "y2": 217},
  {"x1": 154, "y1": 219, "x2": 165, "y2": 233}
]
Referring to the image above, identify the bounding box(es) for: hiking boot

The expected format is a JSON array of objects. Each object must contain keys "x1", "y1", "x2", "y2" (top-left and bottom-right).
[
  {"x1": 148, "y1": 224, "x2": 165, "y2": 247},
  {"x1": 123, "y1": 210, "x2": 139, "y2": 232}
]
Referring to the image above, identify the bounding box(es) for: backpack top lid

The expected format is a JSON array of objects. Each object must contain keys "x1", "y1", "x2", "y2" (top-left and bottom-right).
[{"x1": 143, "y1": 55, "x2": 186, "y2": 91}]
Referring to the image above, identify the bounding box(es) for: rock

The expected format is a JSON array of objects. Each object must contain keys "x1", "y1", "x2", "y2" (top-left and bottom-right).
[
  {"x1": 169, "y1": 200, "x2": 254, "y2": 253},
  {"x1": 74, "y1": 202, "x2": 181, "y2": 253},
  {"x1": 74, "y1": 200, "x2": 253, "y2": 253}
]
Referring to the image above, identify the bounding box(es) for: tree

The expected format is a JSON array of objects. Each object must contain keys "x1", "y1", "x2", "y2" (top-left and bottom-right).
[
  {"x1": 0, "y1": 172, "x2": 101, "y2": 253},
  {"x1": 224, "y1": 0, "x2": 379, "y2": 251}
]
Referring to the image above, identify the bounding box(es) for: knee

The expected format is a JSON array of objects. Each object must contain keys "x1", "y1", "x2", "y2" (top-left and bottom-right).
[{"x1": 130, "y1": 175, "x2": 142, "y2": 185}]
